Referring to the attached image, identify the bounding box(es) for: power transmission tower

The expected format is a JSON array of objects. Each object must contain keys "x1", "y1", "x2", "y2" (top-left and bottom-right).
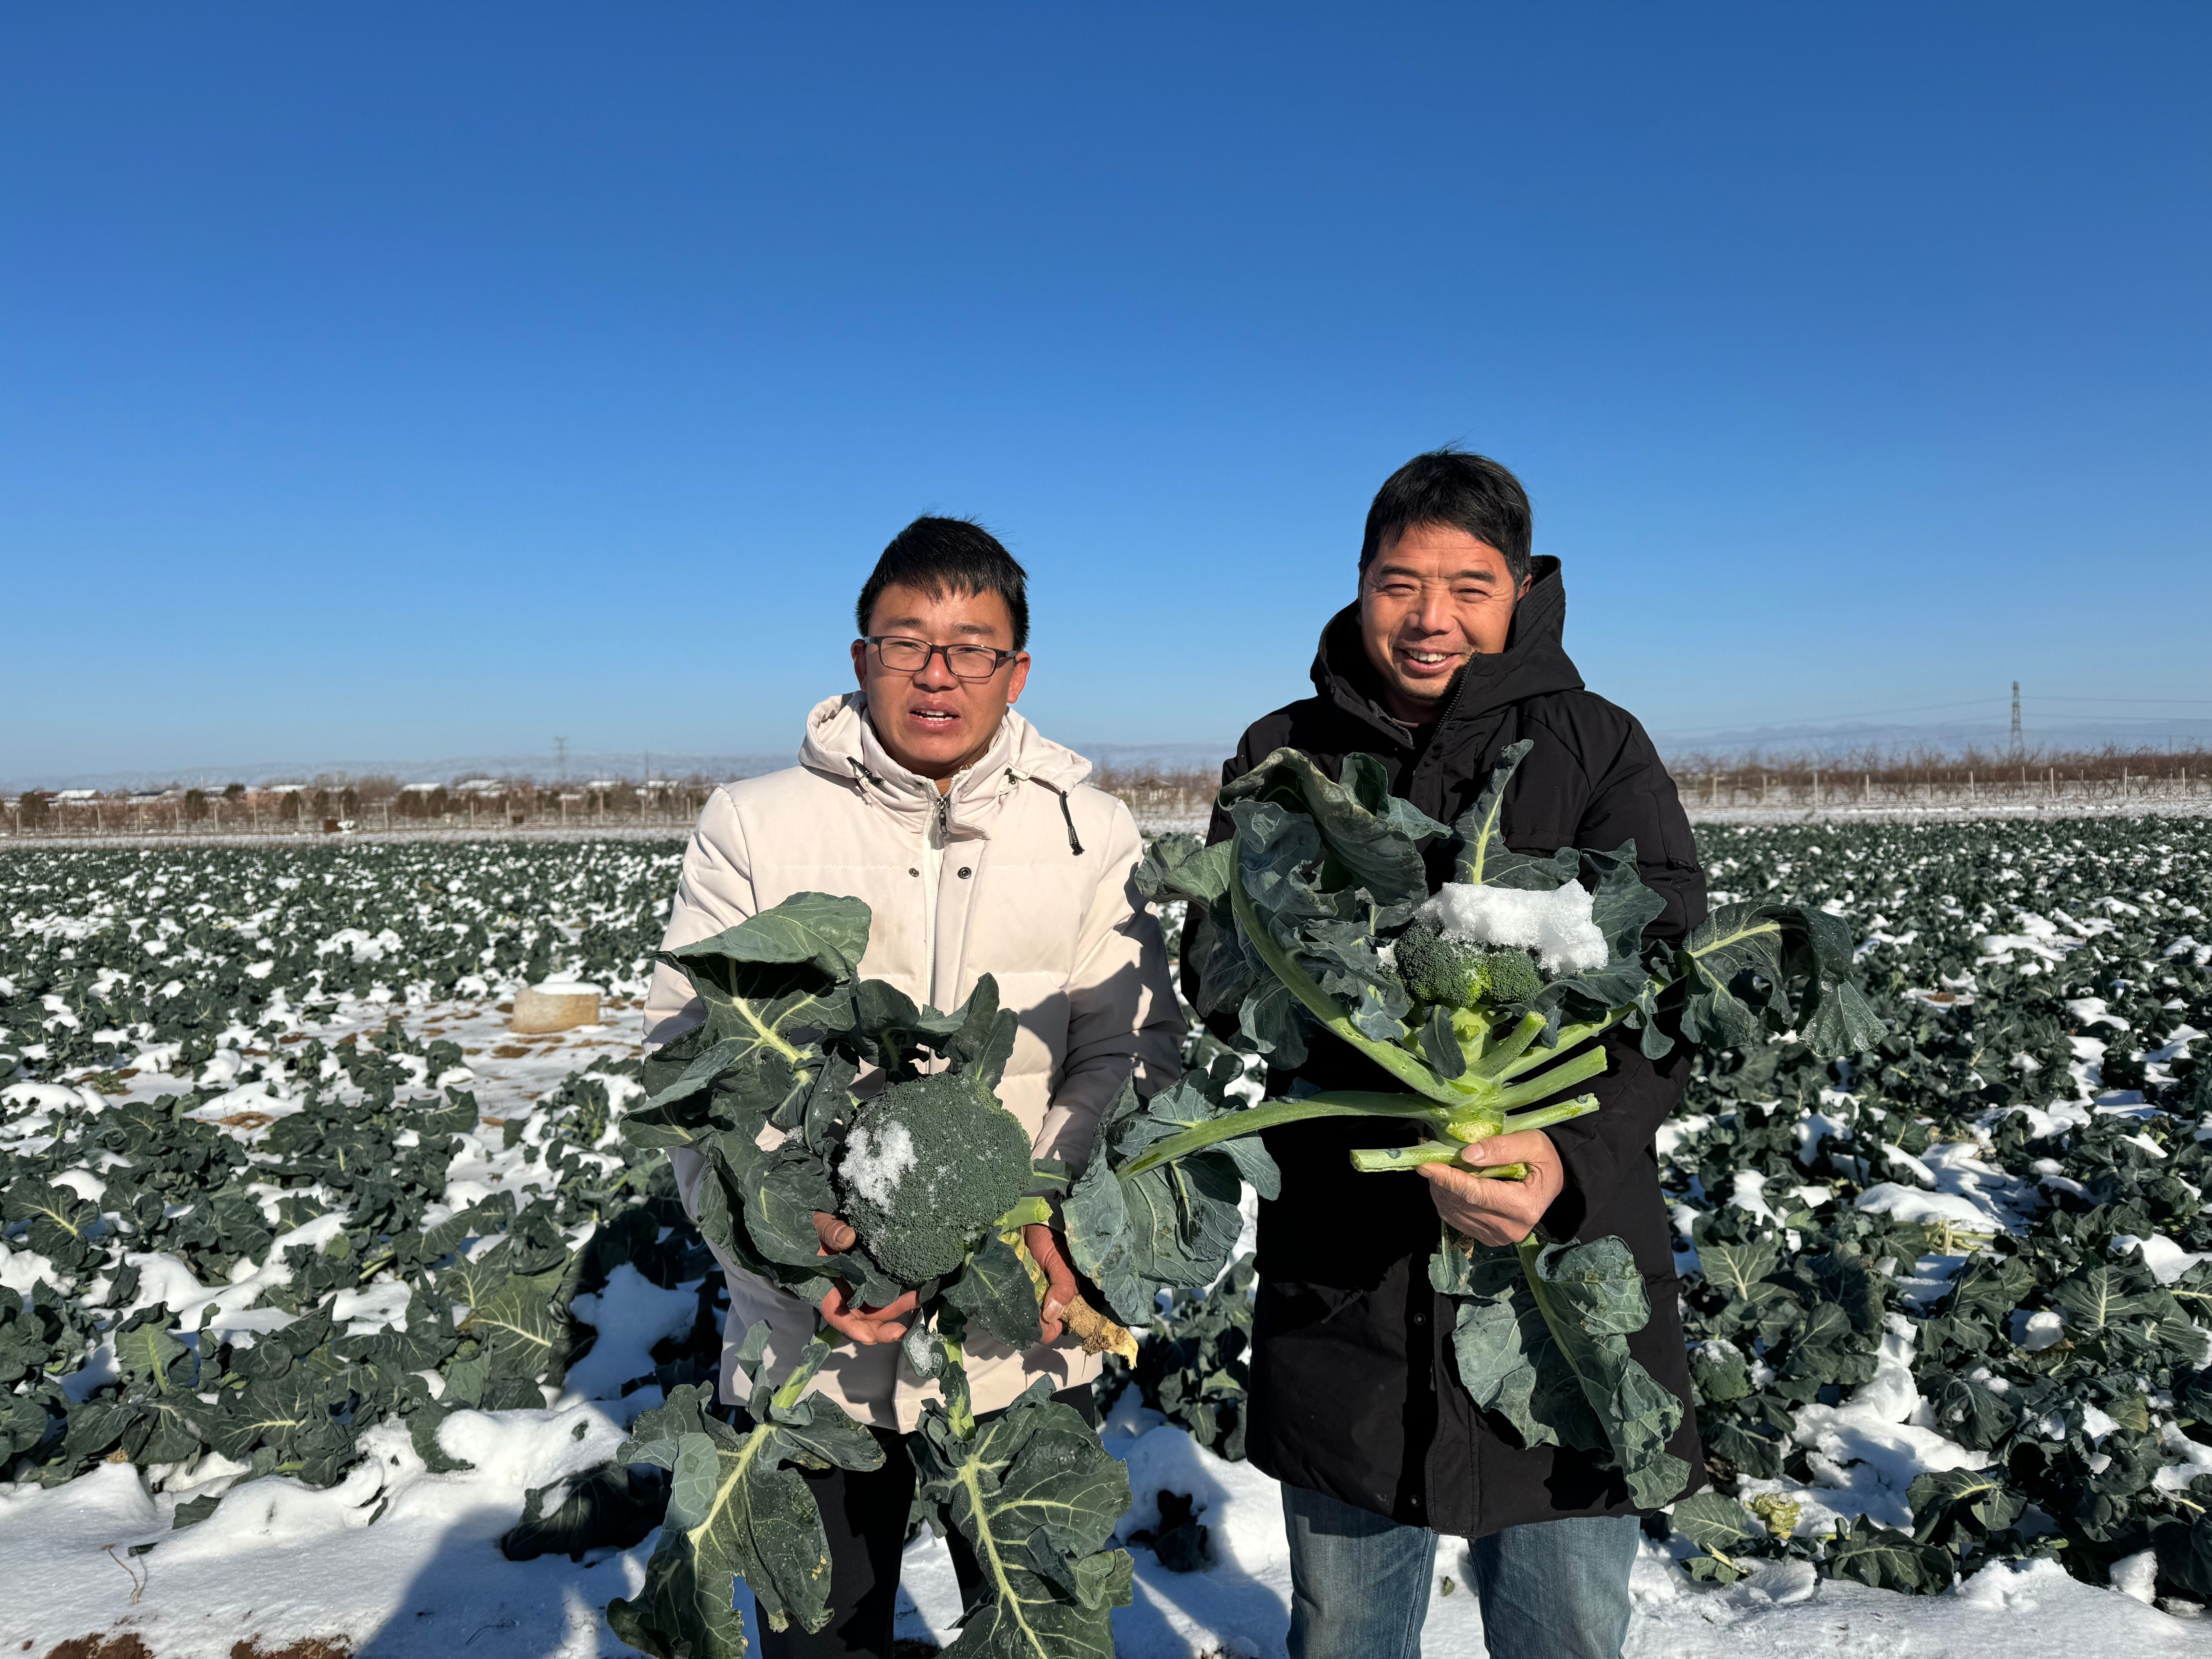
[
  {"x1": 2009, "y1": 683, "x2": 2023, "y2": 761},
  {"x1": 555, "y1": 736, "x2": 568, "y2": 781}
]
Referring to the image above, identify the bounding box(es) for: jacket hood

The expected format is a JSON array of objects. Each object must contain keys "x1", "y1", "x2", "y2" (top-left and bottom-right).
[
  {"x1": 797, "y1": 694, "x2": 1093, "y2": 823},
  {"x1": 1309, "y1": 553, "x2": 1585, "y2": 744}
]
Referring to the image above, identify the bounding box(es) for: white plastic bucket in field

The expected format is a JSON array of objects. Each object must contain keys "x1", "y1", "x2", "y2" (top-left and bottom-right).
[{"x1": 510, "y1": 981, "x2": 603, "y2": 1033}]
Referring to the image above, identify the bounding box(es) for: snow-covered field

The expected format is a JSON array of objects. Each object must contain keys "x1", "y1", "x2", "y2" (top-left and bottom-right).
[{"x1": 4, "y1": 825, "x2": 2212, "y2": 1656}]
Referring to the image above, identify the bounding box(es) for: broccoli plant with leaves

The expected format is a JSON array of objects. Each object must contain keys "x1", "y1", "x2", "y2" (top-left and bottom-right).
[
  {"x1": 610, "y1": 895, "x2": 1138, "y2": 1659},
  {"x1": 1069, "y1": 738, "x2": 1884, "y2": 1511}
]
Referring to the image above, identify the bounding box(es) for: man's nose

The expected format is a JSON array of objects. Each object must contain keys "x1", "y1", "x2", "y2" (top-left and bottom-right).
[
  {"x1": 1410, "y1": 585, "x2": 1456, "y2": 634},
  {"x1": 912, "y1": 646, "x2": 961, "y2": 688}
]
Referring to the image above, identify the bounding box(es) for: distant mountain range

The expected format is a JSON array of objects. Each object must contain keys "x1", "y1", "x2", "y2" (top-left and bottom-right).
[
  {"x1": 8, "y1": 719, "x2": 2208, "y2": 794},
  {"x1": 0, "y1": 740, "x2": 1246, "y2": 795},
  {"x1": 1647, "y1": 713, "x2": 2212, "y2": 760}
]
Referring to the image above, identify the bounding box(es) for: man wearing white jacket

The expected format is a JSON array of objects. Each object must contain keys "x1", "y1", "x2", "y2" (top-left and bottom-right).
[{"x1": 643, "y1": 515, "x2": 1185, "y2": 1658}]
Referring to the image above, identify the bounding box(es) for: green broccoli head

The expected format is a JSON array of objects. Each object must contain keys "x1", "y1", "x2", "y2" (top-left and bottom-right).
[
  {"x1": 836, "y1": 1070, "x2": 1034, "y2": 1285},
  {"x1": 1392, "y1": 922, "x2": 1543, "y2": 1010}
]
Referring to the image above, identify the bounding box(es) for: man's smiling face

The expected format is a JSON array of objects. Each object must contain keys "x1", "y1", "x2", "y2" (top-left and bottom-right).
[
  {"x1": 1356, "y1": 523, "x2": 1531, "y2": 724},
  {"x1": 851, "y1": 581, "x2": 1030, "y2": 786}
]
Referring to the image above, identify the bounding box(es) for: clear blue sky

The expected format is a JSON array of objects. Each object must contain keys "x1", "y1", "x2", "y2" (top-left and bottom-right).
[{"x1": 5, "y1": 3, "x2": 2208, "y2": 781}]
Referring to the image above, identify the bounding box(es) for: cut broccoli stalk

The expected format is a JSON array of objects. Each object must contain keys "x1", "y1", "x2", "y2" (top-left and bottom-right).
[{"x1": 1117, "y1": 1085, "x2": 1599, "y2": 1184}]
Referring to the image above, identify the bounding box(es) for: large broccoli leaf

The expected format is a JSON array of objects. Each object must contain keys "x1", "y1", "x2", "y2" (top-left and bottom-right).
[
  {"x1": 943, "y1": 1233, "x2": 1045, "y2": 1352},
  {"x1": 632, "y1": 894, "x2": 871, "y2": 1140},
  {"x1": 675, "y1": 891, "x2": 872, "y2": 981},
  {"x1": 1452, "y1": 740, "x2": 1581, "y2": 892},
  {"x1": 608, "y1": 1333, "x2": 885, "y2": 1657},
  {"x1": 910, "y1": 1378, "x2": 1134, "y2": 1659},
  {"x1": 1672, "y1": 902, "x2": 1885, "y2": 1060},
  {"x1": 1155, "y1": 750, "x2": 1440, "y2": 1052},
  {"x1": 1225, "y1": 799, "x2": 1413, "y2": 1065},
  {"x1": 1219, "y1": 748, "x2": 1443, "y2": 912},
  {"x1": 1065, "y1": 1073, "x2": 1279, "y2": 1328},
  {"x1": 1432, "y1": 1230, "x2": 1690, "y2": 1509}
]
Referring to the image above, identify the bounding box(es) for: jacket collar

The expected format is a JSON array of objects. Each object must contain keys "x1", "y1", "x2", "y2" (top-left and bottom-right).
[
  {"x1": 797, "y1": 693, "x2": 1092, "y2": 826},
  {"x1": 1308, "y1": 554, "x2": 1585, "y2": 749}
]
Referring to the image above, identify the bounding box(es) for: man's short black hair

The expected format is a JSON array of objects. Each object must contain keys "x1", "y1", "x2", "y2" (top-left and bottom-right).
[
  {"x1": 855, "y1": 515, "x2": 1030, "y2": 650},
  {"x1": 1358, "y1": 449, "x2": 1533, "y2": 584}
]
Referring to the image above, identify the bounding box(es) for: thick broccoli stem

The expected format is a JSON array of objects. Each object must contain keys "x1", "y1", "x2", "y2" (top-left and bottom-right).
[
  {"x1": 1116, "y1": 1056, "x2": 1608, "y2": 1182},
  {"x1": 1001, "y1": 1221, "x2": 1138, "y2": 1361},
  {"x1": 1490, "y1": 1005, "x2": 1633, "y2": 1080},
  {"x1": 1116, "y1": 1091, "x2": 1442, "y2": 1177},
  {"x1": 1346, "y1": 1092, "x2": 1601, "y2": 1172},
  {"x1": 1461, "y1": 1010, "x2": 1546, "y2": 1077}
]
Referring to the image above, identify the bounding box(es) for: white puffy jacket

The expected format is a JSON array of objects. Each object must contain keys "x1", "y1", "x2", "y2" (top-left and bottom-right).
[{"x1": 644, "y1": 693, "x2": 1184, "y2": 1429}]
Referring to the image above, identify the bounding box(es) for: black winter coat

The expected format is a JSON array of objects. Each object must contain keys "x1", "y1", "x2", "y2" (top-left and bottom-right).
[{"x1": 1186, "y1": 556, "x2": 1709, "y2": 1538}]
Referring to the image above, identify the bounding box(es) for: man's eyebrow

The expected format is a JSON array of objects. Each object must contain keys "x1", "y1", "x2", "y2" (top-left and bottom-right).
[
  {"x1": 1368, "y1": 560, "x2": 1501, "y2": 584},
  {"x1": 871, "y1": 615, "x2": 1006, "y2": 640}
]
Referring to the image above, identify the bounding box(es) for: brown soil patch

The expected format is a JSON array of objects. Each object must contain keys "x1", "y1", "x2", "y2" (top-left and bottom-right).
[
  {"x1": 218, "y1": 1112, "x2": 276, "y2": 1129},
  {"x1": 231, "y1": 1642, "x2": 354, "y2": 1659},
  {"x1": 278, "y1": 1032, "x2": 308, "y2": 1044},
  {"x1": 489, "y1": 1044, "x2": 532, "y2": 1059},
  {"x1": 44, "y1": 1637, "x2": 154, "y2": 1659}
]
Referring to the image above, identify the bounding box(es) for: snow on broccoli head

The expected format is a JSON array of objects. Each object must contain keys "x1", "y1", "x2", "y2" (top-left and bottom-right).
[
  {"x1": 1415, "y1": 879, "x2": 1608, "y2": 981},
  {"x1": 836, "y1": 1070, "x2": 1034, "y2": 1284}
]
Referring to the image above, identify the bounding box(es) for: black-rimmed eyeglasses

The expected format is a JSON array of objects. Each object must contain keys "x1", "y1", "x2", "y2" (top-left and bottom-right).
[{"x1": 860, "y1": 636, "x2": 1019, "y2": 680}]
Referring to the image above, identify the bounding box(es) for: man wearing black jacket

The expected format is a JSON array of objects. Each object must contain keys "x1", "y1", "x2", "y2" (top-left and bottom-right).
[{"x1": 1187, "y1": 450, "x2": 1705, "y2": 1659}]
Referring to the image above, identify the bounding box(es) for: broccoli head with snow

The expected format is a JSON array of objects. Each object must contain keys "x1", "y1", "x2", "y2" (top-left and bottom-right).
[
  {"x1": 836, "y1": 1070, "x2": 1035, "y2": 1284},
  {"x1": 1393, "y1": 921, "x2": 1544, "y2": 1010}
]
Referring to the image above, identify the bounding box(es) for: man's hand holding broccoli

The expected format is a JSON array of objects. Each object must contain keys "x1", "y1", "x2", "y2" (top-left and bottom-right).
[
  {"x1": 1418, "y1": 1128, "x2": 1566, "y2": 1247},
  {"x1": 810, "y1": 1208, "x2": 1081, "y2": 1345},
  {"x1": 1022, "y1": 1221, "x2": 1080, "y2": 1343},
  {"x1": 812, "y1": 1209, "x2": 920, "y2": 1344}
]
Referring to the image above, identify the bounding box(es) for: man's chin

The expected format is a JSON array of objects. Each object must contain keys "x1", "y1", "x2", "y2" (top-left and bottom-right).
[
  {"x1": 1384, "y1": 671, "x2": 1457, "y2": 714},
  {"x1": 882, "y1": 720, "x2": 975, "y2": 775}
]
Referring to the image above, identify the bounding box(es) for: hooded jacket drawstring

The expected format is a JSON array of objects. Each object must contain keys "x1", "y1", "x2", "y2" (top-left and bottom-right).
[
  {"x1": 848, "y1": 745, "x2": 1082, "y2": 856},
  {"x1": 1008, "y1": 768, "x2": 1084, "y2": 856}
]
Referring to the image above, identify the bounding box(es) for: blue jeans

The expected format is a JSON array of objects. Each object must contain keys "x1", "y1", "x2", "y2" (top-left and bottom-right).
[{"x1": 1281, "y1": 1481, "x2": 1638, "y2": 1659}]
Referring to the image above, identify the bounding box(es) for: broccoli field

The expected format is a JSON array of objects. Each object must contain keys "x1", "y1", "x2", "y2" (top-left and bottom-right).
[{"x1": 3, "y1": 819, "x2": 2211, "y2": 1657}]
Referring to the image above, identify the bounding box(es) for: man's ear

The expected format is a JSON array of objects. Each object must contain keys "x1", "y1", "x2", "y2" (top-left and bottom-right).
[{"x1": 1516, "y1": 572, "x2": 1533, "y2": 601}]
